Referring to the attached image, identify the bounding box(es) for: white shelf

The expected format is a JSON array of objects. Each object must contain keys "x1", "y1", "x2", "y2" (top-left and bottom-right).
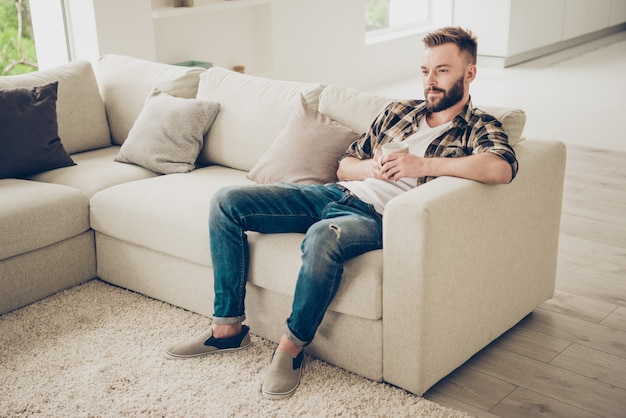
[{"x1": 152, "y1": 0, "x2": 270, "y2": 19}]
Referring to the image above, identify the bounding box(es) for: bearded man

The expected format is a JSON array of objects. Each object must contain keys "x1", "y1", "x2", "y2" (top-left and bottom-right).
[{"x1": 164, "y1": 26, "x2": 518, "y2": 400}]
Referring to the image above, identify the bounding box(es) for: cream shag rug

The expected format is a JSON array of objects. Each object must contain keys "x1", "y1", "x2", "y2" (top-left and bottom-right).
[{"x1": 0, "y1": 280, "x2": 469, "y2": 417}]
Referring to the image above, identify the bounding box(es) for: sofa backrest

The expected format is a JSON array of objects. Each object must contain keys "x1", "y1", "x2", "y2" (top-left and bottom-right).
[
  {"x1": 96, "y1": 54, "x2": 205, "y2": 145},
  {"x1": 0, "y1": 61, "x2": 111, "y2": 154},
  {"x1": 195, "y1": 67, "x2": 325, "y2": 171},
  {"x1": 319, "y1": 84, "x2": 527, "y2": 146}
]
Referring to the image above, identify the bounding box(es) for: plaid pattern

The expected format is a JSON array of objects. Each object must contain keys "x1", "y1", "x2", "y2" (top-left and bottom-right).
[{"x1": 341, "y1": 98, "x2": 519, "y2": 185}]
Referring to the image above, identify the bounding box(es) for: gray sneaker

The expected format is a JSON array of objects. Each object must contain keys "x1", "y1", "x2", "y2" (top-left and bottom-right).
[
  {"x1": 163, "y1": 325, "x2": 251, "y2": 359},
  {"x1": 261, "y1": 350, "x2": 304, "y2": 400}
]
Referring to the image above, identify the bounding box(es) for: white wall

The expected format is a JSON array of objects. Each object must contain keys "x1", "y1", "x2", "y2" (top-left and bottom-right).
[
  {"x1": 35, "y1": 0, "x2": 625, "y2": 88},
  {"x1": 90, "y1": 0, "x2": 156, "y2": 61},
  {"x1": 267, "y1": 0, "x2": 432, "y2": 88},
  {"x1": 148, "y1": 0, "x2": 435, "y2": 89},
  {"x1": 68, "y1": 0, "x2": 455, "y2": 90}
]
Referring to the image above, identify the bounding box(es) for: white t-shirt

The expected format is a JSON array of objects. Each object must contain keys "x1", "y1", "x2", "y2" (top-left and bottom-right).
[{"x1": 339, "y1": 117, "x2": 452, "y2": 214}]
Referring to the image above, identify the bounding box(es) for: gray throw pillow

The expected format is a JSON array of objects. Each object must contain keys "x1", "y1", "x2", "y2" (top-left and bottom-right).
[
  {"x1": 0, "y1": 82, "x2": 75, "y2": 179},
  {"x1": 116, "y1": 89, "x2": 220, "y2": 174},
  {"x1": 248, "y1": 94, "x2": 360, "y2": 184}
]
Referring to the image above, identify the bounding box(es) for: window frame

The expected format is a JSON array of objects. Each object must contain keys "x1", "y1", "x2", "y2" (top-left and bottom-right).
[{"x1": 365, "y1": 0, "x2": 453, "y2": 45}]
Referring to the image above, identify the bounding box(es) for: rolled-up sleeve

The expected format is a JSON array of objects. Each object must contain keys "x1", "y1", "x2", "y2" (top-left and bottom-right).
[{"x1": 471, "y1": 117, "x2": 519, "y2": 181}]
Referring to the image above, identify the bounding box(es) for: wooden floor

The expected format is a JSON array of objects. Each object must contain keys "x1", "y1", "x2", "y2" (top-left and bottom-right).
[{"x1": 423, "y1": 145, "x2": 626, "y2": 418}]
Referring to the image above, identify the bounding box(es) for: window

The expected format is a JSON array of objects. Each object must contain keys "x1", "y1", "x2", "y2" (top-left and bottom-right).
[
  {"x1": 0, "y1": 0, "x2": 38, "y2": 75},
  {"x1": 29, "y1": 0, "x2": 71, "y2": 70},
  {"x1": 366, "y1": 0, "x2": 429, "y2": 38}
]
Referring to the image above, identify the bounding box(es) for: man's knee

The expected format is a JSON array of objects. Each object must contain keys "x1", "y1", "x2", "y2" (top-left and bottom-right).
[
  {"x1": 210, "y1": 186, "x2": 247, "y2": 224},
  {"x1": 212, "y1": 185, "x2": 239, "y2": 204},
  {"x1": 302, "y1": 221, "x2": 342, "y2": 257},
  {"x1": 212, "y1": 185, "x2": 249, "y2": 209}
]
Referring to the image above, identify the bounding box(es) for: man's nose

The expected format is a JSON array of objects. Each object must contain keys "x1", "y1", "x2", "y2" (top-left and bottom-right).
[{"x1": 424, "y1": 72, "x2": 436, "y2": 86}]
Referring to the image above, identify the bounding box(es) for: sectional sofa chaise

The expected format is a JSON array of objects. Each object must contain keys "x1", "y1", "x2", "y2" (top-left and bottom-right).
[{"x1": 0, "y1": 55, "x2": 566, "y2": 396}]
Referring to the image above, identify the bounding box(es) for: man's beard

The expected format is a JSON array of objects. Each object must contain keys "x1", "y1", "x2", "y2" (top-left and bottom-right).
[{"x1": 425, "y1": 75, "x2": 465, "y2": 112}]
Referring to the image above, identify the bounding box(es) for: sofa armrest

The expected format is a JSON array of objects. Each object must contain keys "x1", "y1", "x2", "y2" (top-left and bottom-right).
[{"x1": 381, "y1": 139, "x2": 566, "y2": 395}]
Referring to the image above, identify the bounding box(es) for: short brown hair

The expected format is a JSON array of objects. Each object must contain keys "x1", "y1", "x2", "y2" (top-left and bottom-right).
[{"x1": 423, "y1": 27, "x2": 477, "y2": 65}]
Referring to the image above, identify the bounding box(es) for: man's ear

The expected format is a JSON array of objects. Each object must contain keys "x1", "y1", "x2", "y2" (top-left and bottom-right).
[{"x1": 466, "y1": 64, "x2": 477, "y2": 82}]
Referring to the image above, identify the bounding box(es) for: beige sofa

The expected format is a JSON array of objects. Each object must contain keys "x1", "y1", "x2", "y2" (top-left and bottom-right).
[{"x1": 0, "y1": 55, "x2": 566, "y2": 396}]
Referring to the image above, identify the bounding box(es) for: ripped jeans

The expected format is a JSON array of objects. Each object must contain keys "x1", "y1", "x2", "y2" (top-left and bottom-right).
[{"x1": 209, "y1": 182, "x2": 383, "y2": 347}]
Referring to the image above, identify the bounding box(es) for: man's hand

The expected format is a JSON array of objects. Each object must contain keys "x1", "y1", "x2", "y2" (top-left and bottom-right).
[
  {"x1": 379, "y1": 153, "x2": 426, "y2": 181},
  {"x1": 338, "y1": 153, "x2": 430, "y2": 182}
]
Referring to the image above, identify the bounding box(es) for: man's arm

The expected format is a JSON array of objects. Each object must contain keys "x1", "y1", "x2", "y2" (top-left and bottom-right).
[
  {"x1": 337, "y1": 156, "x2": 384, "y2": 181},
  {"x1": 377, "y1": 152, "x2": 513, "y2": 184}
]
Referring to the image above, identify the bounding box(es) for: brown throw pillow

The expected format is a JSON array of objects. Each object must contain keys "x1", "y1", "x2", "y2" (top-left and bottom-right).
[{"x1": 248, "y1": 94, "x2": 360, "y2": 184}]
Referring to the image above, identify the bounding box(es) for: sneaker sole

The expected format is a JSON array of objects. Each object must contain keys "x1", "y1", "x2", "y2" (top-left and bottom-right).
[
  {"x1": 162, "y1": 339, "x2": 251, "y2": 360},
  {"x1": 261, "y1": 379, "x2": 301, "y2": 400}
]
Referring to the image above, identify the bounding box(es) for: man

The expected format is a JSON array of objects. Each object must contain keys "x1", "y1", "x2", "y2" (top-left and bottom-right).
[{"x1": 164, "y1": 26, "x2": 518, "y2": 400}]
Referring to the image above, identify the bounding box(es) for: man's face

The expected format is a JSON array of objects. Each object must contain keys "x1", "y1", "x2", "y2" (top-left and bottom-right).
[{"x1": 421, "y1": 43, "x2": 473, "y2": 113}]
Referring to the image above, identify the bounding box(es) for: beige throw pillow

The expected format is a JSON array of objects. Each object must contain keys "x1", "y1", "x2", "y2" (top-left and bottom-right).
[
  {"x1": 248, "y1": 95, "x2": 360, "y2": 185},
  {"x1": 98, "y1": 54, "x2": 205, "y2": 145},
  {"x1": 116, "y1": 89, "x2": 219, "y2": 174}
]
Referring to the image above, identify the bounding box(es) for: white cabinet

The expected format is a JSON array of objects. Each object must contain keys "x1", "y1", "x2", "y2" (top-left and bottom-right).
[
  {"x1": 453, "y1": 0, "x2": 511, "y2": 57},
  {"x1": 508, "y1": 0, "x2": 565, "y2": 56},
  {"x1": 610, "y1": 0, "x2": 626, "y2": 25},
  {"x1": 562, "y1": 0, "x2": 612, "y2": 39},
  {"x1": 454, "y1": 0, "x2": 626, "y2": 66}
]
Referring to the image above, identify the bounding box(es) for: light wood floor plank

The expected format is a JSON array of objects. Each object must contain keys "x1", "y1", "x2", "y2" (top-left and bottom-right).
[
  {"x1": 490, "y1": 387, "x2": 603, "y2": 418},
  {"x1": 425, "y1": 391, "x2": 501, "y2": 418},
  {"x1": 561, "y1": 198, "x2": 626, "y2": 232},
  {"x1": 521, "y1": 308, "x2": 626, "y2": 358},
  {"x1": 488, "y1": 327, "x2": 570, "y2": 363},
  {"x1": 564, "y1": 146, "x2": 626, "y2": 172},
  {"x1": 601, "y1": 306, "x2": 626, "y2": 332},
  {"x1": 539, "y1": 290, "x2": 617, "y2": 324},
  {"x1": 428, "y1": 366, "x2": 517, "y2": 411},
  {"x1": 467, "y1": 348, "x2": 626, "y2": 417},
  {"x1": 549, "y1": 343, "x2": 626, "y2": 389},
  {"x1": 557, "y1": 238, "x2": 626, "y2": 282},
  {"x1": 560, "y1": 214, "x2": 626, "y2": 247},
  {"x1": 556, "y1": 269, "x2": 626, "y2": 306}
]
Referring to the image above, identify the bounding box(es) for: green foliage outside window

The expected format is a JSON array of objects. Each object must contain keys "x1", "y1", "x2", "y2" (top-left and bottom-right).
[
  {"x1": 1, "y1": 0, "x2": 37, "y2": 75},
  {"x1": 365, "y1": 0, "x2": 390, "y2": 32}
]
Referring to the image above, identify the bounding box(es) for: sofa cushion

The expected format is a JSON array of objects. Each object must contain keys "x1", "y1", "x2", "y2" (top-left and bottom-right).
[
  {"x1": 195, "y1": 67, "x2": 325, "y2": 171},
  {"x1": 0, "y1": 61, "x2": 111, "y2": 154},
  {"x1": 319, "y1": 84, "x2": 527, "y2": 146},
  {"x1": 0, "y1": 82, "x2": 75, "y2": 179},
  {"x1": 89, "y1": 166, "x2": 382, "y2": 320},
  {"x1": 319, "y1": 85, "x2": 394, "y2": 134},
  {"x1": 97, "y1": 54, "x2": 205, "y2": 145},
  {"x1": 248, "y1": 94, "x2": 359, "y2": 185},
  {"x1": 29, "y1": 146, "x2": 158, "y2": 197},
  {"x1": 115, "y1": 89, "x2": 220, "y2": 174},
  {"x1": 90, "y1": 166, "x2": 253, "y2": 267},
  {"x1": 247, "y1": 233, "x2": 383, "y2": 320},
  {"x1": 0, "y1": 179, "x2": 90, "y2": 261}
]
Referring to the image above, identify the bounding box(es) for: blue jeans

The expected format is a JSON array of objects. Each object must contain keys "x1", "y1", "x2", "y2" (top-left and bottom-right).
[{"x1": 209, "y1": 183, "x2": 383, "y2": 347}]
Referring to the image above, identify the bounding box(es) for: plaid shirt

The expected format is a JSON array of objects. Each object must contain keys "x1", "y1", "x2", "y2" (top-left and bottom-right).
[{"x1": 341, "y1": 98, "x2": 518, "y2": 186}]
